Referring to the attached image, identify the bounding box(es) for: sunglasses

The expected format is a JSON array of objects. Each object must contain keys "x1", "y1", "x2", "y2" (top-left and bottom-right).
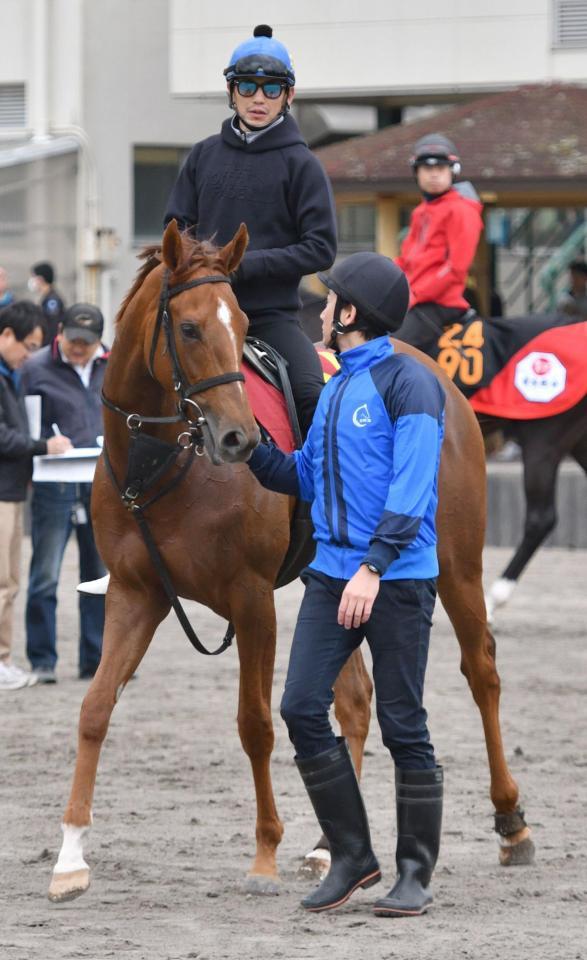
[{"x1": 235, "y1": 79, "x2": 286, "y2": 100}]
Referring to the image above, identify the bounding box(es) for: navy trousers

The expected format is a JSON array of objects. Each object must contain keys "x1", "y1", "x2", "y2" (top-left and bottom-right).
[
  {"x1": 26, "y1": 482, "x2": 105, "y2": 675},
  {"x1": 280, "y1": 569, "x2": 437, "y2": 769}
]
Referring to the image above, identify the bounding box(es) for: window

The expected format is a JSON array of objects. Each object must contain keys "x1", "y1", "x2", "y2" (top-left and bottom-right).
[
  {"x1": 133, "y1": 146, "x2": 190, "y2": 242},
  {"x1": 337, "y1": 204, "x2": 376, "y2": 254},
  {"x1": 553, "y1": 0, "x2": 587, "y2": 47},
  {"x1": 0, "y1": 83, "x2": 26, "y2": 128}
]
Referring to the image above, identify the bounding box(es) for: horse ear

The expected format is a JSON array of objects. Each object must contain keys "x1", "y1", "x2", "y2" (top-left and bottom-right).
[
  {"x1": 161, "y1": 219, "x2": 184, "y2": 273},
  {"x1": 218, "y1": 223, "x2": 249, "y2": 274}
]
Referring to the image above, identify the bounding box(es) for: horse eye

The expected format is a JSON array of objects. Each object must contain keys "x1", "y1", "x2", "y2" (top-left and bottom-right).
[{"x1": 180, "y1": 322, "x2": 202, "y2": 341}]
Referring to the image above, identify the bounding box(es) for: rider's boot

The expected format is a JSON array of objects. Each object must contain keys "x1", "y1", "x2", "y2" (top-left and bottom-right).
[
  {"x1": 296, "y1": 738, "x2": 381, "y2": 912},
  {"x1": 77, "y1": 574, "x2": 110, "y2": 596},
  {"x1": 373, "y1": 765, "x2": 443, "y2": 917}
]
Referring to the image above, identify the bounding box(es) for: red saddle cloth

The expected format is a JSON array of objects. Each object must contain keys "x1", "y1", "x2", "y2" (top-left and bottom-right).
[
  {"x1": 242, "y1": 348, "x2": 340, "y2": 452},
  {"x1": 469, "y1": 320, "x2": 587, "y2": 420}
]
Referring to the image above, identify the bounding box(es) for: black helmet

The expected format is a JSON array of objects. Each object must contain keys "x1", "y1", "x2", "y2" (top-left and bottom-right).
[
  {"x1": 318, "y1": 253, "x2": 409, "y2": 333},
  {"x1": 411, "y1": 134, "x2": 461, "y2": 173}
]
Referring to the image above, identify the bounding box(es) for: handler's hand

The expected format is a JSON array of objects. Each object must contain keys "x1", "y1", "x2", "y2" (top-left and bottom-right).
[{"x1": 338, "y1": 566, "x2": 380, "y2": 630}]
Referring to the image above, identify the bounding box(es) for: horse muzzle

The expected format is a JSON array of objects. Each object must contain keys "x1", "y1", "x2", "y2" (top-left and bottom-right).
[{"x1": 213, "y1": 423, "x2": 261, "y2": 464}]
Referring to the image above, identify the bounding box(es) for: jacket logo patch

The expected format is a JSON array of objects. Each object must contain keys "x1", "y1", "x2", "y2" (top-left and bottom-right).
[{"x1": 352, "y1": 404, "x2": 372, "y2": 428}]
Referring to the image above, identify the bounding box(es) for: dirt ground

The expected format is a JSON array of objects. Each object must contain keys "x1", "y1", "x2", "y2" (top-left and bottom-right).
[{"x1": 2, "y1": 542, "x2": 586, "y2": 960}]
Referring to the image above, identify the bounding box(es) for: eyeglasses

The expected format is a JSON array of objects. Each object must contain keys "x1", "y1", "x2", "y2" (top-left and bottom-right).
[
  {"x1": 23, "y1": 341, "x2": 40, "y2": 354},
  {"x1": 235, "y1": 79, "x2": 285, "y2": 100}
]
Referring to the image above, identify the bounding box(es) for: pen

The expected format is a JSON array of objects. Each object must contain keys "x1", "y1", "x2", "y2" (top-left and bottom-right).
[{"x1": 51, "y1": 423, "x2": 62, "y2": 436}]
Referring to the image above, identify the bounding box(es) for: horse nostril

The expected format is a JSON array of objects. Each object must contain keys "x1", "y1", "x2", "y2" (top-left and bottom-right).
[{"x1": 221, "y1": 429, "x2": 246, "y2": 451}]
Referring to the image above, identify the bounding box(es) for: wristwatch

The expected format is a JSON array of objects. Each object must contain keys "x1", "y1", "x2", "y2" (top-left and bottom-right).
[{"x1": 362, "y1": 562, "x2": 382, "y2": 576}]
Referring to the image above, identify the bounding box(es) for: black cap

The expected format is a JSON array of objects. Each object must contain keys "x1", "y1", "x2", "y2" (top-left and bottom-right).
[
  {"x1": 318, "y1": 253, "x2": 409, "y2": 333},
  {"x1": 62, "y1": 303, "x2": 104, "y2": 343}
]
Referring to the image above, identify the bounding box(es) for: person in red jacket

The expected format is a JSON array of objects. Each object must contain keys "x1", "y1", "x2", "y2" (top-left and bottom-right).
[{"x1": 394, "y1": 134, "x2": 483, "y2": 355}]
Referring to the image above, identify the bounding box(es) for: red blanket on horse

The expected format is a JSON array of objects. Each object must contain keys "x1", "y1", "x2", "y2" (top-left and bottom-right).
[
  {"x1": 433, "y1": 314, "x2": 587, "y2": 420},
  {"x1": 243, "y1": 348, "x2": 340, "y2": 451}
]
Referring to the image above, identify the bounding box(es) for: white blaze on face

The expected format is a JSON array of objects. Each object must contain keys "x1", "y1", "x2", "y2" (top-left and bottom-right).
[{"x1": 217, "y1": 297, "x2": 243, "y2": 393}]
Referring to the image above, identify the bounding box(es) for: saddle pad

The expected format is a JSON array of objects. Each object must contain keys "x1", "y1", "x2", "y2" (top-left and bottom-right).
[
  {"x1": 242, "y1": 348, "x2": 341, "y2": 452},
  {"x1": 468, "y1": 320, "x2": 587, "y2": 420},
  {"x1": 432, "y1": 313, "x2": 587, "y2": 419}
]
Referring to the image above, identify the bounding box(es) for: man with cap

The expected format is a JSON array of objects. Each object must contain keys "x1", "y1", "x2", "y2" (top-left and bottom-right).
[
  {"x1": 394, "y1": 134, "x2": 483, "y2": 355},
  {"x1": 165, "y1": 23, "x2": 336, "y2": 437},
  {"x1": 245, "y1": 253, "x2": 445, "y2": 918},
  {"x1": 21, "y1": 303, "x2": 109, "y2": 683},
  {"x1": 28, "y1": 262, "x2": 66, "y2": 344}
]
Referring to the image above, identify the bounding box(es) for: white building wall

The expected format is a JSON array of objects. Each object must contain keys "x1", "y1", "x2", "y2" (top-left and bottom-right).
[{"x1": 170, "y1": 0, "x2": 587, "y2": 99}]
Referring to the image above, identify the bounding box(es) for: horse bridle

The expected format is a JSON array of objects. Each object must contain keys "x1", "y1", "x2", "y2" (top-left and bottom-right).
[
  {"x1": 102, "y1": 268, "x2": 245, "y2": 456},
  {"x1": 100, "y1": 267, "x2": 246, "y2": 657}
]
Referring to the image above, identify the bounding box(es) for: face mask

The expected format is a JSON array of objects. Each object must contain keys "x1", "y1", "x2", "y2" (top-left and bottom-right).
[{"x1": 27, "y1": 277, "x2": 39, "y2": 293}]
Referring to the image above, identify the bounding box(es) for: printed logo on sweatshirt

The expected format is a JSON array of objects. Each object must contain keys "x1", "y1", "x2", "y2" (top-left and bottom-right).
[{"x1": 352, "y1": 404, "x2": 372, "y2": 428}]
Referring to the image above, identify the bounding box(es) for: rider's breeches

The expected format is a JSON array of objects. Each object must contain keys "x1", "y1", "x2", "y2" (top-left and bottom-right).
[
  {"x1": 249, "y1": 311, "x2": 324, "y2": 436},
  {"x1": 280, "y1": 569, "x2": 437, "y2": 770},
  {"x1": 394, "y1": 303, "x2": 466, "y2": 355}
]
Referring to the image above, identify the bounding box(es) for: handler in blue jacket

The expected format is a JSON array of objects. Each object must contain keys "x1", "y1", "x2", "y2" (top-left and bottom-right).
[
  {"x1": 164, "y1": 24, "x2": 337, "y2": 435},
  {"x1": 247, "y1": 253, "x2": 445, "y2": 918}
]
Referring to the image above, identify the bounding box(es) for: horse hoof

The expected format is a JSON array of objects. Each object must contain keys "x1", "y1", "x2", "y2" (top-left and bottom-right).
[
  {"x1": 242, "y1": 873, "x2": 281, "y2": 896},
  {"x1": 499, "y1": 836, "x2": 536, "y2": 866},
  {"x1": 48, "y1": 868, "x2": 90, "y2": 902},
  {"x1": 297, "y1": 848, "x2": 330, "y2": 881}
]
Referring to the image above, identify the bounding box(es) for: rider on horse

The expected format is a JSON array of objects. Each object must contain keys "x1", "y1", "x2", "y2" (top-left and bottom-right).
[
  {"x1": 164, "y1": 23, "x2": 337, "y2": 436},
  {"x1": 247, "y1": 253, "x2": 445, "y2": 917},
  {"x1": 394, "y1": 134, "x2": 484, "y2": 356}
]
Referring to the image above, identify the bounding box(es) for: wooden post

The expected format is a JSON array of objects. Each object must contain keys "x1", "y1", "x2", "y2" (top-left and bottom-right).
[{"x1": 376, "y1": 197, "x2": 400, "y2": 258}]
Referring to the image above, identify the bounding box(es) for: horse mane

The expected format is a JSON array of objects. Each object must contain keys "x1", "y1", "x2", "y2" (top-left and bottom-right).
[{"x1": 115, "y1": 233, "x2": 226, "y2": 327}]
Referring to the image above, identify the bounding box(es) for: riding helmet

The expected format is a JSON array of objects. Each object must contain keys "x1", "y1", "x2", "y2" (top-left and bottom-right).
[
  {"x1": 318, "y1": 253, "x2": 409, "y2": 333},
  {"x1": 410, "y1": 134, "x2": 461, "y2": 173},
  {"x1": 224, "y1": 25, "x2": 295, "y2": 86}
]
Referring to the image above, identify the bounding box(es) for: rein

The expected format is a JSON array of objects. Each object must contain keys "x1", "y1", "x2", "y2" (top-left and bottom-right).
[{"x1": 101, "y1": 268, "x2": 244, "y2": 656}]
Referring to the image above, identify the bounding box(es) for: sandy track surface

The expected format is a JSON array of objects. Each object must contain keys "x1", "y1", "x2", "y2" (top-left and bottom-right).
[{"x1": 2, "y1": 543, "x2": 586, "y2": 960}]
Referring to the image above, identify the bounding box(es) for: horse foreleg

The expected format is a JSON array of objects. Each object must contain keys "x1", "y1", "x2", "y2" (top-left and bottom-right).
[
  {"x1": 231, "y1": 584, "x2": 284, "y2": 894},
  {"x1": 300, "y1": 647, "x2": 374, "y2": 878},
  {"x1": 48, "y1": 582, "x2": 168, "y2": 902},
  {"x1": 439, "y1": 569, "x2": 535, "y2": 866}
]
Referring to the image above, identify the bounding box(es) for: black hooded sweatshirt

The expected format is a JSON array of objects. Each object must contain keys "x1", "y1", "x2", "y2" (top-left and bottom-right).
[{"x1": 164, "y1": 115, "x2": 337, "y2": 319}]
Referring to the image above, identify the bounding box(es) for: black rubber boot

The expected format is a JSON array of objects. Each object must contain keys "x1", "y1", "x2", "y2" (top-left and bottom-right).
[
  {"x1": 374, "y1": 765, "x2": 443, "y2": 918},
  {"x1": 296, "y1": 738, "x2": 381, "y2": 912}
]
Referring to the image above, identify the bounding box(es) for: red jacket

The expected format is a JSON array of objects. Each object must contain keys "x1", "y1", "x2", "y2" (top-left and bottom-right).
[{"x1": 396, "y1": 188, "x2": 483, "y2": 310}]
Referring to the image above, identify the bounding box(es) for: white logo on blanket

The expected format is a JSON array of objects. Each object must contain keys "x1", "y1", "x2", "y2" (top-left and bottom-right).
[{"x1": 514, "y1": 352, "x2": 566, "y2": 403}]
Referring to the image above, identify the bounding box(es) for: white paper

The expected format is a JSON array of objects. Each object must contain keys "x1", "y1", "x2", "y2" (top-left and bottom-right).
[
  {"x1": 33, "y1": 448, "x2": 102, "y2": 483},
  {"x1": 24, "y1": 395, "x2": 42, "y2": 440}
]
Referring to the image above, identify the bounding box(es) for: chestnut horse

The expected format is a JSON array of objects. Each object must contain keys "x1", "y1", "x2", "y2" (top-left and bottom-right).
[{"x1": 48, "y1": 221, "x2": 533, "y2": 903}]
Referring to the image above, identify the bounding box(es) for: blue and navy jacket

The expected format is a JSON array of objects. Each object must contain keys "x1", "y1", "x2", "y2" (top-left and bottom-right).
[{"x1": 248, "y1": 336, "x2": 445, "y2": 580}]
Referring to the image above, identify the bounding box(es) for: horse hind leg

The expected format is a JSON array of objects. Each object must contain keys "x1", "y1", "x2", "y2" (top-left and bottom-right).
[
  {"x1": 230, "y1": 582, "x2": 284, "y2": 895},
  {"x1": 487, "y1": 426, "x2": 560, "y2": 621},
  {"x1": 438, "y1": 563, "x2": 535, "y2": 866},
  {"x1": 48, "y1": 582, "x2": 169, "y2": 902},
  {"x1": 300, "y1": 648, "x2": 374, "y2": 879}
]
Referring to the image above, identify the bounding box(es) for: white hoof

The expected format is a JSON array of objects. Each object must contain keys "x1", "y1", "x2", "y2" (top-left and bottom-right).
[{"x1": 77, "y1": 574, "x2": 110, "y2": 596}]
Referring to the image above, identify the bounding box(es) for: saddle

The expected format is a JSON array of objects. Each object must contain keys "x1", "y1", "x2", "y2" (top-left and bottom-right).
[{"x1": 242, "y1": 337, "x2": 316, "y2": 589}]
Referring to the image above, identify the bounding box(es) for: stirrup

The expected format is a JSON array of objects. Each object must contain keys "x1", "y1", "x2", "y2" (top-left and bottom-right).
[{"x1": 77, "y1": 574, "x2": 110, "y2": 596}]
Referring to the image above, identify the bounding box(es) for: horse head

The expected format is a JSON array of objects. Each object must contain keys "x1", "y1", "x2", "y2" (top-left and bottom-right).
[{"x1": 146, "y1": 219, "x2": 260, "y2": 464}]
